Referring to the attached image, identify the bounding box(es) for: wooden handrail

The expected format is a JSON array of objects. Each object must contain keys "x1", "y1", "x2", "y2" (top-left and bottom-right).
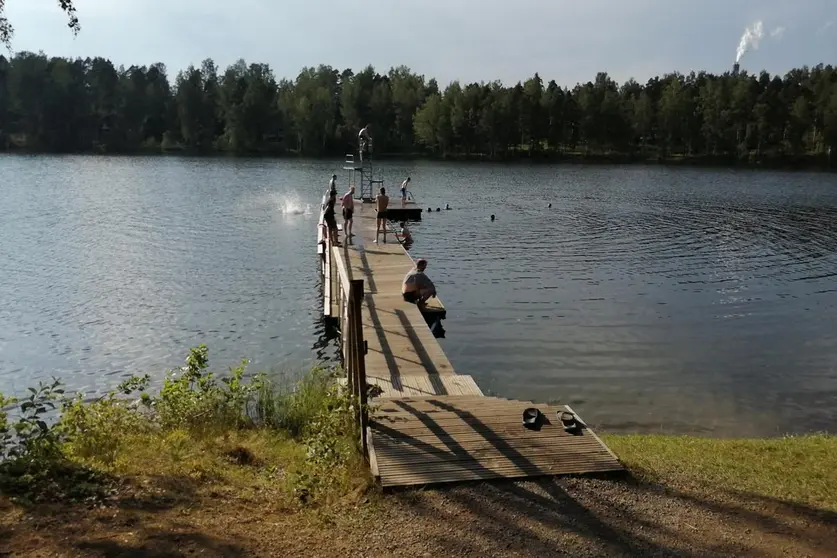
[
  {"x1": 349, "y1": 278, "x2": 368, "y2": 455},
  {"x1": 332, "y1": 245, "x2": 352, "y2": 295}
]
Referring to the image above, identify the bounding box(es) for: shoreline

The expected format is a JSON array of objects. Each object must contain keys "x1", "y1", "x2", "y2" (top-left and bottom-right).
[
  {"x1": 1, "y1": 146, "x2": 835, "y2": 172},
  {"x1": 1, "y1": 353, "x2": 835, "y2": 556}
]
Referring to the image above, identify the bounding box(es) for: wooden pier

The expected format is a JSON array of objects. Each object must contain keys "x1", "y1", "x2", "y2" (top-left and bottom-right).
[{"x1": 318, "y1": 196, "x2": 622, "y2": 488}]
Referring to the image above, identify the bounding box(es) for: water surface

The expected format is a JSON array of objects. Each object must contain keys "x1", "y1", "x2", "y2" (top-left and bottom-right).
[{"x1": 2, "y1": 155, "x2": 836, "y2": 436}]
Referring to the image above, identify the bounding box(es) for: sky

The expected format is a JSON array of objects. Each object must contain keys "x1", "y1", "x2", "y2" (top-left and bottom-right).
[{"x1": 4, "y1": 0, "x2": 837, "y2": 87}]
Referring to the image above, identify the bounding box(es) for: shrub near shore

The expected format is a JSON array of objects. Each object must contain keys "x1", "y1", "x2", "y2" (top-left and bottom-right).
[
  {"x1": 0, "y1": 345, "x2": 368, "y2": 507},
  {"x1": 2, "y1": 347, "x2": 836, "y2": 556}
]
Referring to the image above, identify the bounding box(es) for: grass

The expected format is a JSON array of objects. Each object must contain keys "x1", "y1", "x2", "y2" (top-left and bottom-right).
[
  {"x1": 2, "y1": 351, "x2": 835, "y2": 557},
  {"x1": 603, "y1": 433, "x2": 837, "y2": 512},
  {"x1": 0, "y1": 346, "x2": 369, "y2": 509}
]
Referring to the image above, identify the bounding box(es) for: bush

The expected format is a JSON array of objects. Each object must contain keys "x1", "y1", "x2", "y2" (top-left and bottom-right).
[
  {"x1": 154, "y1": 345, "x2": 262, "y2": 430},
  {"x1": 0, "y1": 346, "x2": 365, "y2": 506}
]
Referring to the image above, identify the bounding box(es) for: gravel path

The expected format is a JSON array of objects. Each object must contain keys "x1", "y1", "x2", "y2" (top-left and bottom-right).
[{"x1": 3, "y1": 476, "x2": 836, "y2": 557}]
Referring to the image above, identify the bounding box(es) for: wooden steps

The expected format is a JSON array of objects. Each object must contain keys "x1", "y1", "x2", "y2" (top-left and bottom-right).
[{"x1": 369, "y1": 397, "x2": 622, "y2": 488}]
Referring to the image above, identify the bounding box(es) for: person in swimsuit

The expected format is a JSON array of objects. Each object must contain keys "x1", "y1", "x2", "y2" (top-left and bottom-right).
[
  {"x1": 375, "y1": 187, "x2": 389, "y2": 243},
  {"x1": 323, "y1": 190, "x2": 339, "y2": 246},
  {"x1": 400, "y1": 177, "x2": 410, "y2": 207},
  {"x1": 358, "y1": 124, "x2": 371, "y2": 160},
  {"x1": 402, "y1": 258, "x2": 436, "y2": 310},
  {"x1": 341, "y1": 185, "x2": 355, "y2": 238}
]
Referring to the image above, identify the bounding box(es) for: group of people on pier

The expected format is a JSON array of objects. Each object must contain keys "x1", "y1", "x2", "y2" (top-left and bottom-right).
[
  {"x1": 321, "y1": 125, "x2": 436, "y2": 310},
  {"x1": 323, "y1": 176, "x2": 413, "y2": 246}
]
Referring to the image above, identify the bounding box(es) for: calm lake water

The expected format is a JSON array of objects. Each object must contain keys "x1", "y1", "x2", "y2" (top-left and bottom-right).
[{"x1": 2, "y1": 154, "x2": 837, "y2": 436}]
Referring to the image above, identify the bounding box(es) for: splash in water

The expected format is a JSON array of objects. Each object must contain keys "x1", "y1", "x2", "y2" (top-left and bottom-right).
[{"x1": 278, "y1": 194, "x2": 312, "y2": 215}]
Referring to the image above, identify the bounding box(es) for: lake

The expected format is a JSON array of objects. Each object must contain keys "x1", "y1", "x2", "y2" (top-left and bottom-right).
[{"x1": 2, "y1": 154, "x2": 836, "y2": 437}]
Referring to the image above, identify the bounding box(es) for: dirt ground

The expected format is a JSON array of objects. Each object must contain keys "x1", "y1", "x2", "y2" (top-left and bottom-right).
[{"x1": 2, "y1": 472, "x2": 835, "y2": 558}]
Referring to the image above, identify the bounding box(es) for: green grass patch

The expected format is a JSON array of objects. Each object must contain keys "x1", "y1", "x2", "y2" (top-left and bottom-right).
[
  {"x1": 604, "y1": 434, "x2": 837, "y2": 512},
  {"x1": 1, "y1": 345, "x2": 368, "y2": 508}
]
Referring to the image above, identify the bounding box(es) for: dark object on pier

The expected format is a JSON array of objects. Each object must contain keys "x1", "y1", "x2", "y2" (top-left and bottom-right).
[
  {"x1": 523, "y1": 408, "x2": 544, "y2": 430},
  {"x1": 559, "y1": 410, "x2": 582, "y2": 434},
  {"x1": 422, "y1": 311, "x2": 446, "y2": 338},
  {"x1": 429, "y1": 318, "x2": 445, "y2": 338}
]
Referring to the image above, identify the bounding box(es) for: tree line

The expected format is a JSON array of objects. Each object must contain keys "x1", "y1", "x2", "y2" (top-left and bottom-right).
[{"x1": 1, "y1": 52, "x2": 836, "y2": 166}]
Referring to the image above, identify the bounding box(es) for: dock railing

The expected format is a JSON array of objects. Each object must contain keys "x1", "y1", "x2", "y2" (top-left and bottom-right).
[{"x1": 330, "y1": 240, "x2": 369, "y2": 455}]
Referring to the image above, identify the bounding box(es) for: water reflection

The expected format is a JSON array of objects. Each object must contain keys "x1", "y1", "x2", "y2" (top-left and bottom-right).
[{"x1": 2, "y1": 157, "x2": 836, "y2": 436}]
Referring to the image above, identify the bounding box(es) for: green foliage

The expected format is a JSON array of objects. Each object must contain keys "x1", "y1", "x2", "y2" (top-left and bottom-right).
[
  {"x1": 254, "y1": 368, "x2": 332, "y2": 438},
  {"x1": 0, "y1": 378, "x2": 65, "y2": 462},
  {"x1": 252, "y1": 367, "x2": 365, "y2": 500},
  {"x1": 0, "y1": 346, "x2": 363, "y2": 506},
  {"x1": 604, "y1": 434, "x2": 837, "y2": 512},
  {"x1": 1, "y1": 50, "x2": 835, "y2": 163},
  {"x1": 154, "y1": 345, "x2": 261, "y2": 430},
  {"x1": 60, "y1": 375, "x2": 151, "y2": 464},
  {"x1": 0, "y1": 378, "x2": 111, "y2": 503}
]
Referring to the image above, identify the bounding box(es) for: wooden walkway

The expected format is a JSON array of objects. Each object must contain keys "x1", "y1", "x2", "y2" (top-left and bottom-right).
[{"x1": 322, "y1": 199, "x2": 622, "y2": 488}]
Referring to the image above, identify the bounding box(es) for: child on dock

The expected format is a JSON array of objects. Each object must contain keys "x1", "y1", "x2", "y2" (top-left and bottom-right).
[{"x1": 396, "y1": 221, "x2": 412, "y2": 247}]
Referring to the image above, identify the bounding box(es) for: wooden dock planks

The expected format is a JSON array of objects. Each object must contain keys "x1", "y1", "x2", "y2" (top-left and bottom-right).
[
  {"x1": 338, "y1": 206, "x2": 455, "y2": 381},
  {"x1": 322, "y1": 198, "x2": 623, "y2": 488},
  {"x1": 371, "y1": 398, "x2": 621, "y2": 487}
]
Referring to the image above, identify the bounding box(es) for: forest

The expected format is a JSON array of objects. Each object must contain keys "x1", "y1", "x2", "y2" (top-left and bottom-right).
[{"x1": 1, "y1": 52, "x2": 836, "y2": 166}]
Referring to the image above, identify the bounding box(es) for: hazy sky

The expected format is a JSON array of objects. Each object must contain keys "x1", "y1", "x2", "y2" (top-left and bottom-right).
[{"x1": 5, "y1": 0, "x2": 837, "y2": 86}]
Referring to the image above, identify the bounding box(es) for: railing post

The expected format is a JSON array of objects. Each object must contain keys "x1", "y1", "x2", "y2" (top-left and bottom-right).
[{"x1": 349, "y1": 279, "x2": 368, "y2": 456}]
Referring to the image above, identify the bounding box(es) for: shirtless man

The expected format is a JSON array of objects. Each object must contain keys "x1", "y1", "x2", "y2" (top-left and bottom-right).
[
  {"x1": 400, "y1": 177, "x2": 410, "y2": 207},
  {"x1": 375, "y1": 187, "x2": 389, "y2": 243},
  {"x1": 402, "y1": 258, "x2": 436, "y2": 310},
  {"x1": 358, "y1": 124, "x2": 371, "y2": 160},
  {"x1": 341, "y1": 185, "x2": 355, "y2": 238}
]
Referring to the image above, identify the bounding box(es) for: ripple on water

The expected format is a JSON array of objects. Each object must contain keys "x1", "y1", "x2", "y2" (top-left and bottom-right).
[{"x1": 2, "y1": 158, "x2": 837, "y2": 436}]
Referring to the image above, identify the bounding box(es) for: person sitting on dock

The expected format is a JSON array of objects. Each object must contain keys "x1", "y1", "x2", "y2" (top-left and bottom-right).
[
  {"x1": 375, "y1": 187, "x2": 389, "y2": 243},
  {"x1": 400, "y1": 177, "x2": 411, "y2": 207},
  {"x1": 341, "y1": 185, "x2": 355, "y2": 238},
  {"x1": 397, "y1": 221, "x2": 412, "y2": 246},
  {"x1": 402, "y1": 258, "x2": 436, "y2": 309}
]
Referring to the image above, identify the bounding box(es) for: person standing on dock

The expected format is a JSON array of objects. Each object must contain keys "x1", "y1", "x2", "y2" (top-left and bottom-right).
[
  {"x1": 341, "y1": 185, "x2": 355, "y2": 238},
  {"x1": 400, "y1": 177, "x2": 411, "y2": 207},
  {"x1": 323, "y1": 190, "x2": 339, "y2": 246},
  {"x1": 358, "y1": 124, "x2": 372, "y2": 161},
  {"x1": 402, "y1": 258, "x2": 436, "y2": 309},
  {"x1": 323, "y1": 174, "x2": 338, "y2": 209},
  {"x1": 375, "y1": 187, "x2": 389, "y2": 243}
]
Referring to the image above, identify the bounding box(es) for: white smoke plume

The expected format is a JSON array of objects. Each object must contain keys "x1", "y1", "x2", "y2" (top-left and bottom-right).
[
  {"x1": 770, "y1": 26, "x2": 786, "y2": 39},
  {"x1": 736, "y1": 21, "x2": 765, "y2": 63}
]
